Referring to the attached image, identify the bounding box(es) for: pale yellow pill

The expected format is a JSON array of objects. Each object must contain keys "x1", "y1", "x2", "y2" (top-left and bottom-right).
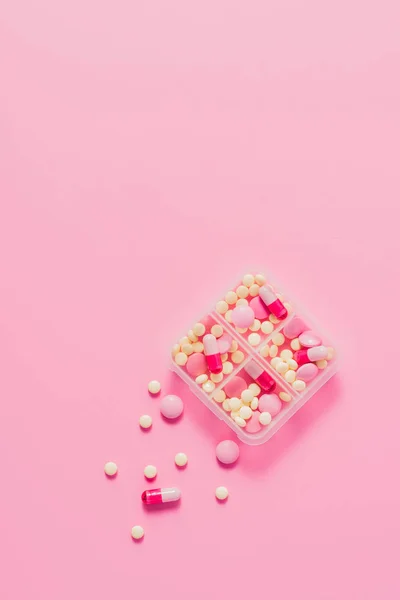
[
  {"x1": 269, "y1": 314, "x2": 280, "y2": 324},
  {"x1": 144, "y1": 465, "x2": 157, "y2": 479},
  {"x1": 211, "y1": 372, "x2": 223, "y2": 383},
  {"x1": 182, "y1": 343, "x2": 194, "y2": 356},
  {"x1": 193, "y1": 322, "x2": 206, "y2": 337},
  {"x1": 291, "y1": 338, "x2": 301, "y2": 351},
  {"x1": 285, "y1": 370, "x2": 296, "y2": 383},
  {"x1": 131, "y1": 525, "x2": 144, "y2": 540},
  {"x1": 239, "y1": 405, "x2": 252, "y2": 420},
  {"x1": 287, "y1": 359, "x2": 298, "y2": 370},
  {"x1": 175, "y1": 352, "x2": 188, "y2": 366},
  {"x1": 229, "y1": 340, "x2": 239, "y2": 353},
  {"x1": 215, "y1": 486, "x2": 229, "y2": 500},
  {"x1": 249, "y1": 319, "x2": 261, "y2": 332},
  {"x1": 231, "y1": 351, "x2": 245, "y2": 364},
  {"x1": 276, "y1": 361, "x2": 289, "y2": 374},
  {"x1": 222, "y1": 399, "x2": 231, "y2": 412},
  {"x1": 148, "y1": 380, "x2": 161, "y2": 394},
  {"x1": 261, "y1": 321, "x2": 274, "y2": 335},
  {"x1": 293, "y1": 380, "x2": 306, "y2": 392},
  {"x1": 259, "y1": 411, "x2": 272, "y2": 426},
  {"x1": 225, "y1": 310, "x2": 233, "y2": 323},
  {"x1": 236, "y1": 285, "x2": 249, "y2": 299},
  {"x1": 236, "y1": 327, "x2": 248, "y2": 334},
  {"x1": 139, "y1": 415, "x2": 152, "y2": 429},
  {"x1": 236, "y1": 298, "x2": 249, "y2": 307},
  {"x1": 211, "y1": 324, "x2": 224, "y2": 338},
  {"x1": 195, "y1": 374, "x2": 208, "y2": 384},
  {"x1": 249, "y1": 383, "x2": 261, "y2": 396},
  {"x1": 249, "y1": 284, "x2": 260, "y2": 297},
  {"x1": 270, "y1": 357, "x2": 281, "y2": 369},
  {"x1": 241, "y1": 389, "x2": 254, "y2": 403},
  {"x1": 280, "y1": 349, "x2": 293, "y2": 361},
  {"x1": 192, "y1": 342, "x2": 204, "y2": 353},
  {"x1": 216, "y1": 300, "x2": 229, "y2": 315},
  {"x1": 242, "y1": 274, "x2": 255, "y2": 287},
  {"x1": 171, "y1": 343, "x2": 180, "y2": 357},
  {"x1": 248, "y1": 333, "x2": 261, "y2": 346},
  {"x1": 104, "y1": 461, "x2": 118, "y2": 476},
  {"x1": 203, "y1": 380, "x2": 215, "y2": 393},
  {"x1": 235, "y1": 416, "x2": 246, "y2": 428},
  {"x1": 175, "y1": 453, "x2": 188, "y2": 467},
  {"x1": 225, "y1": 291, "x2": 238, "y2": 305},
  {"x1": 251, "y1": 397, "x2": 259, "y2": 410},
  {"x1": 213, "y1": 390, "x2": 226, "y2": 403},
  {"x1": 229, "y1": 397, "x2": 242, "y2": 411},
  {"x1": 326, "y1": 347, "x2": 335, "y2": 360},
  {"x1": 272, "y1": 333, "x2": 285, "y2": 346},
  {"x1": 230, "y1": 410, "x2": 240, "y2": 420},
  {"x1": 269, "y1": 345, "x2": 278, "y2": 358},
  {"x1": 316, "y1": 359, "x2": 328, "y2": 369},
  {"x1": 187, "y1": 329, "x2": 198, "y2": 343},
  {"x1": 260, "y1": 345, "x2": 270, "y2": 358},
  {"x1": 222, "y1": 361, "x2": 233, "y2": 375},
  {"x1": 179, "y1": 336, "x2": 190, "y2": 347},
  {"x1": 255, "y1": 273, "x2": 266, "y2": 286},
  {"x1": 221, "y1": 353, "x2": 228, "y2": 362},
  {"x1": 279, "y1": 392, "x2": 291, "y2": 403}
]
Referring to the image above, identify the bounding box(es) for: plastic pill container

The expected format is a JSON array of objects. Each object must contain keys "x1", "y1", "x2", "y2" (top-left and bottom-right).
[{"x1": 170, "y1": 270, "x2": 338, "y2": 445}]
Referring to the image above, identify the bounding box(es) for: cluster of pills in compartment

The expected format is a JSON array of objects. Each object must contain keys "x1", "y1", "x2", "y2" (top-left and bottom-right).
[
  {"x1": 261, "y1": 317, "x2": 335, "y2": 391},
  {"x1": 171, "y1": 320, "x2": 245, "y2": 394}
]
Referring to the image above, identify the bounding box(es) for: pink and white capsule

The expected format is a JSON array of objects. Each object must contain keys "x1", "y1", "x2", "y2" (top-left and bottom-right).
[
  {"x1": 203, "y1": 334, "x2": 223, "y2": 374},
  {"x1": 294, "y1": 346, "x2": 328, "y2": 366},
  {"x1": 141, "y1": 487, "x2": 181, "y2": 505},
  {"x1": 259, "y1": 286, "x2": 288, "y2": 320},
  {"x1": 244, "y1": 360, "x2": 276, "y2": 393}
]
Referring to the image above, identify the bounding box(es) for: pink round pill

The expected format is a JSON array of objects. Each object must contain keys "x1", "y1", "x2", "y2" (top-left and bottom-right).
[
  {"x1": 283, "y1": 317, "x2": 307, "y2": 339},
  {"x1": 299, "y1": 330, "x2": 322, "y2": 348},
  {"x1": 218, "y1": 333, "x2": 232, "y2": 354},
  {"x1": 224, "y1": 376, "x2": 248, "y2": 399},
  {"x1": 216, "y1": 440, "x2": 240, "y2": 464},
  {"x1": 160, "y1": 394, "x2": 184, "y2": 419},
  {"x1": 258, "y1": 393, "x2": 282, "y2": 417},
  {"x1": 249, "y1": 297, "x2": 270, "y2": 320},
  {"x1": 231, "y1": 305, "x2": 255, "y2": 329},
  {"x1": 245, "y1": 411, "x2": 262, "y2": 433},
  {"x1": 296, "y1": 363, "x2": 319, "y2": 382},
  {"x1": 186, "y1": 353, "x2": 208, "y2": 378}
]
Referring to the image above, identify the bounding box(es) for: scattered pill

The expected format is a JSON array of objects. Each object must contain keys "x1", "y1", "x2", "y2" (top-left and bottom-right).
[
  {"x1": 259, "y1": 411, "x2": 272, "y2": 426},
  {"x1": 225, "y1": 291, "x2": 238, "y2": 305},
  {"x1": 242, "y1": 274, "x2": 255, "y2": 287},
  {"x1": 248, "y1": 284, "x2": 260, "y2": 297},
  {"x1": 258, "y1": 393, "x2": 282, "y2": 416},
  {"x1": 291, "y1": 338, "x2": 301, "y2": 351},
  {"x1": 195, "y1": 374, "x2": 208, "y2": 384},
  {"x1": 148, "y1": 380, "x2": 161, "y2": 395},
  {"x1": 160, "y1": 395, "x2": 184, "y2": 419},
  {"x1": 279, "y1": 392, "x2": 291, "y2": 402},
  {"x1": 231, "y1": 350, "x2": 245, "y2": 364},
  {"x1": 236, "y1": 285, "x2": 249, "y2": 299},
  {"x1": 131, "y1": 525, "x2": 144, "y2": 540},
  {"x1": 222, "y1": 361, "x2": 234, "y2": 375},
  {"x1": 235, "y1": 416, "x2": 246, "y2": 427},
  {"x1": 272, "y1": 332, "x2": 285, "y2": 346},
  {"x1": 292, "y1": 380, "x2": 306, "y2": 392},
  {"x1": 216, "y1": 440, "x2": 239, "y2": 464},
  {"x1": 104, "y1": 461, "x2": 118, "y2": 476},
  {"x1": 294, "y1": 346, "x2": 328, "y2": 366},
  {"x1": 239, "y1": 405, "x2": 252, "y2": 420},
  {"x1": 248, "y1": 383, "x2": 261, "y2": 396},
  {"x1": 202, "y1": 380, "x2": 215, "y2": 393},
  {"x1": 213, "y1": 389, "x2": 226, "y2": 403},
  {"x1": 269, "y1": 345, "x2": 278, "y2": 358},
  {"x1": 175, "y1": 453, "x2": 188, "y2": 467},
  {"x1": 144, "y1": 465, "x2": 157, "y2": 479},
  {"x1": 296, "y1": 363, "x2": 319, "y2": 382},
  {"x1": 175, "y1": 352, "x2": 188, "y2": 366},
  {"x1": 244, "y1": 360, "x2": 276, "y2": 392},
  {"x1": 192, "y1": 342, "x2": 204, "y2": 353},
  {"x1": 186, "y1": 353, "x2": 208, "y2": 377},
  {"x1": 215, "y1": 486, "x2": 229, "y2": 500},
  {"x1": 316, "y1": 359, "x2": 328, "y2": 369},
  {"x1": 249, "y1": 319, "x2": 261, "y2": 331},
  {"x1": 283, "y1": 318, "x2": 307, "y2": 339},
  {"x1": 210, "y1": 372, "x2": 224, "y2": 383},
  {"x1": 216, "y1": 300, "x2": 229, "y2": 314},
  {"x1": 255, "y1": 274, "x2": 266, "y2": 285},
  {"x1": 203, "y1": 334, "x2": 223, "y2": 374},
  {"x1": 142, "y1": 487, "x2": 181, "y2": 505},
  {"x1": 284, "y1": 370, "x2": 296, "y2": 383},
  {"x1": 280, "y1": 349, "x2": 293, "y2": 361},
  {"x1": 259, "y1": 286, "x2": 288, "y2": 319},
  {"x1": 249, "y1": 296, "x2": 270, "y2": 320},
  {"x1": 139, "y1": 415, "x2": 152, "y2": 429},
  {"x1": 181, "y1": 343, "x2": 194, "y2": 355},
  {"x1": 231, "y1": 305, "x2": 255, "y2": 329},
  {"x1": 248, "y1": 332, "x2": 261, "y2": 346},
  {"x1": 299, "y1": 330, "x2": 322, "y2": 348}
]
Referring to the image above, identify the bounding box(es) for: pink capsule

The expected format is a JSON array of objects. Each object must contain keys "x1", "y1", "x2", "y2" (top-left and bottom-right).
[
  {"x1": 259, "y1": 286, "x2": 287, "y2": 320},
  {"x1": 294, "y1": 346, "x2": 328, "y2": 366},
  {"x1": 141, "y1": 487, "x2": 181, "y2": 505},
  {"x1": 244, "y1": 360, "x2": 276, "y2": 393},
  {"x1": 203, "y1": 334, "x2": 223, "y2": 374}
]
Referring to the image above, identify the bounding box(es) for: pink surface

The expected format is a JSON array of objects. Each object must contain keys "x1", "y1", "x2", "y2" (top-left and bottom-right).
[{"x1": 1, "y1": 1, "x2": 400, "y2": 598}]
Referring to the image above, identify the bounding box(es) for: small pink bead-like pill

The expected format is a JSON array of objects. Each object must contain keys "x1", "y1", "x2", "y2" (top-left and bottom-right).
[
  {"x1": 224, "y1": 376, "x2": 248, "y2": 398},
  {"x1": 298, "y1": 330, "x2": 322, "y2": 348},
  {"x1": 203, "y1": 334, "x2": 223, "y2": 374},
  {"x1": 245, "y1": 411, "x2": 262, "y2": 433},
  {"x1": 294, "y1": 346, "x2": 328, "y2": 366},
  {"x1": 296, "y1": 363, "x2": 319, "y2": 382},
  {"x1": 231, "y1": 305, "x2": 255, "y2": 329},
  {"x1": 258, "y1": 393, "x2": 282, "y2": 417},
  {"x1": 217, "y1": 333, "x2": 232, "y2": 354},
  {"x1": 283, "y1": 317, "x2": 307, "y2": 339},
  {"x1": 216, "y1": 440, "x2": 240, "y2": 464},
  {"x1": 259, "y1": 286, "x2": 288, "y2": 320},
  {"x1": 249, "y1": 297, "x2": 270, "y2": 320},
  {"x1": 141, "y1": 487, "x2": 181, "y2": 505},
  {"x1": 244, "y1": 360, "x2": 276, "y2": 393},
  {"x1": 186, "y1": 353, "x2": 208, "y2": 377}
]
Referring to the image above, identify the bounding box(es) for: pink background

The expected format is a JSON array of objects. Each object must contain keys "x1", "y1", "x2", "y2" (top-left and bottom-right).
[{"x1": 1, "y1": 1, "x2": 400, "y2": 598}]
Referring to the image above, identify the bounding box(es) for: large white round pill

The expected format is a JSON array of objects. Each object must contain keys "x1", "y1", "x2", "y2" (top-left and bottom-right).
[
  {"x1": 215, "y1": 486, "x2": 229, "y2": 500},
  {"x1": 104, "y1": 461, "x2": 118, "y2": 476},
  {"x1": 144, "y1": 465, "x2": 157, "y2": 479},
  {"x1": 131, "y1": 525, "x2": 144, "y2": 540},
  {"x1": 175, "y1": 453, "x2": 188, "y2": 467},
  {"x1": 148, "y1": 380, "x2": 161, "y2": 394},
  {"x1": 139, "y1": 415, "x2": 152, "y2": 429}
]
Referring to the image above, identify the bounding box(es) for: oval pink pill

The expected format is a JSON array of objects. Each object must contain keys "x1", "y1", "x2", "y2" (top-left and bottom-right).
[
  {"x1": 245, "y1": 411, "x2": 262, "y2": 433},
  {"x1": 249, "y1": 297, "x2": 270, "y2": 320},
  {"x1": 224, "y1": 376, "x2": 247, "y2": 398},
  {"x1": 218, "y1": 333, "x2": 232, "y2": 354},
  {"x1": 186, "y1": 353, "x2": 207, "y2": 378},
  {"x1": 231, "y1": 305, "x2": 255, "y2": 329},
  {"x1": 299, "y1": 330, "x2": 322, "y2": 348},
  {"x1": 216, "y1": 440, "x2": 240, "y2": 464},
  {"x1": 258, "y1": 393, "x2": 282, "y2": 417},
  {"x1": 160, "y1": 394, "x2": 184, "y2": 419},
  {"x1": 296, "y1": 363, "x2": 319, "y2": 382},
  {"x1": 283, "y1": 317, "x2": 307, "y2": 339}
]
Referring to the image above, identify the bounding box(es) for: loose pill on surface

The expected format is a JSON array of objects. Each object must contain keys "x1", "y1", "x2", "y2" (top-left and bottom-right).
[
  {"x1": 175, "y1": 453, "x2": 188, "y2": 467},
  {"x1": 181, "y1": 343, "x2": 194, "y2": 355},
  {"x1": 225, "y1": 291, "x2": 238, "y2": 305},
  {"x1": 242, "y1": 274, "x2": 255, "y2": 287},
  {"x1": 231, "y1": 350, "x2": 245, "y2": 364},
  {"x1": 144, "y1": 465, "x2": 157, "y2": 479},
  {"x1": 239, "y1": 405, "x2": 252, "y2": 420},
  {"x1": 249, "y1": 319, "x2": 261, "y2": 331},
  {"x1": 291, "y1": 338, "x2": 301, "y2": 351},
  {"x1": 215, "y1": 486, "x2": 229, "y2": 500},
  {"x1": 186, "y1": 353, "x2": 208, "y2": 377},
  {"x1": 211, "y1": 324, "x2": 224, "y2": 338},
  {"x1": 259, "y1": 411, "x2": 272, "y2": 426},
  {"x1": 171, "y1": 344, "x2": 180, "y2": 357},
  {"x1": 231, "y1": 305, "x2": 255, "y2": 329},
  {"x1": 235, "y1": 416, "x2": 246, "y2": 427},
  {"x1": 236, "y1": 285, "x2": 249, "y2": 299},
  {"x1": 280, "y1": 349, "x2": 293, "y2": 361},
  {"x1": 248, "y1": 382, "x2": 261, "y2": 396},
  {"x1": 248, "y1": 333, "x2": 261, "y2": 346},
  {"x1": 195, "y1": 374, "x2": 208, "y2": 384},
  {"x1": 193, "y1": 322, "x2": 206, "y2": 336},
  {"x1": 139, "y1": 415, "x2": 152, "y2": 429},
  {"x1": 258, "y1": 393, "x2": 282, "y2": 416},
  {"x1": 222, "y1": 361, "x2": 233, "y2": 375},
  {"x1": 269, "y1": 345, "x2": 278, "y2": 358},
  {"x1": 285, "y1": 370, "x2": 296, "y2": 383},
  {"x1": 104, "y1": 461, "x2": 118, "y2": 476},
  {"x1": 255, "y1": 273, "x2": 266, "y2": 286},
  {"x1": 202, "y1": 380, "x2": 216, "y2": 393},
  {"x1": 131, "y1": 525, "x2": 144, "y2": 540},
  {"x1": 160, "y1": 395, "x2": 184, "y2": 419},
  {"x1": 216, "y1": 300, "x2": 229, "y2": 314},
  {"x1": 216, "y1": 440, "x2": 239, "y2": 464},
  {"x1": 279, "y1": 392, "x2": 292, "y2": 402},
  {"x1": 175, "y1": 352, "x2": 188, "y2": 366},
  {"x1": 272, "y1": 333, "x2": 285, "y2": 346},
  {"x1": 316, "y1": 359, "x2": 328, "y2": 369},
  {"x1": 292, "y1": 380, "x2": 306, "y2": 392},
  {"x1": 148, "y1": 380, "x2": 161, "y2": 395},
  {"x1": 213, "y1": 389, "x2": 226, "y2": 403},
  {"x1": 248, "y1": 284, "x2": 260, "y2": 297},
  {"x1": 142, "y1": 487, "x2": 181, "y2": 505}
]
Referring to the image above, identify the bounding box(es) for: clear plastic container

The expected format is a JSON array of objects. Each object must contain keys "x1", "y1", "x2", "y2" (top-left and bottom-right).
[{"x1": 170, "y1": 270, "x2": 338, "y2": 446}]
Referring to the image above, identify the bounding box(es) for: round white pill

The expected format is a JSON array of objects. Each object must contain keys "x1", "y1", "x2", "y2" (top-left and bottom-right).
[
  {"x1": 193, "y1": 322, "x2": 206, "y2": 337},
  {"x1": 222, "y1": 399, "x2": 231, "y2": 412},
  {"x1": 181, "y1": 344, "x2": 194, "y2": 356},
  {"x1": 241, "y1": 389, "x2": 254, "y2": 404},
  {"x1": 187, "y1": 329, "x2": 198, "y2": 342},
  {"x1": 236, "y1": 298, "x2": 249, "y2": 307},
  {"x1": 192, "y1": 342, "x2": 204, "y2": 353},
  {"x1": 216, "y1": 300, "x2": 229, "y2": 314},
  {"x1": 285, "y1": 370, "x2": 296, "y2": 383},
  {"x1": 280, "y1": 349, "x2": 293, "y2": 361},
  {"x1": 250, "y1": 397, "x2": 259, "y2": 410},
  {"x1": 291, "y1": 338, "x2": 301, "y2": 351},
  {"x1": 229, "y1": 397, "x2": 242, "y2": 411},
  {"x1": 104, "y1": 461, "x2": 118, "y2": 476},
  {"x1": 270, "y1": 356, "x2": 281, "y2": 369},
  {"x1": 239, "y1": 405, "x2": 252, "y2": 420},
  {"x1": 179, "y1": 336, "x2": 190, "y2": 347},
  {"x1": 248, "y1": 383, "x2": 261, "y2": 396},
  {"x1": 230, "y1": 410, "x2": 240, "y2": 420},
  {"x1": 276, "y1": 361, "x2": 289, "y2": 375},
  {"x1": 235, "y1": 416, "x2": 246, "y2": 427},
  {"x1": 236, "y1": 285, "x2": 249, "y2": 299},
  {"x1": 287, "y1": 359, "x2": 298, "y2": 370},
  {"x1": 261, "y1": 321, "x2": 274, "y2": 335},
  {"x1": 248, "y1": 333, "x2": 261, "y2": 346},
  {"x1": 203, "y1": 380, "x2": 216, "y2": 393},
  {"x1": 148, "y1": 380, "x2": 161, "y2": 394},
  {"x1": 175, "y1": 453, "x2": 188, "y2": 467},
  {"x1": 272, "y1": 333, "x2": 285, "y2": 346},
  {"x1": 279, "y1": 392, "x2": 292, "y2": 403},
  {"x1": 213, "y1": 389, "x2": 226, "y2": 403},
  {"x1": 242, "y1": 274, "x2": 255, "y2": 287},
  {"x1": 259, "y1": 411, "x2": 272, "y2": 426},
  {"x1": 223, "y1": 361, "x2": 233, "y2": 375},
  {"x1": 236, "y1": 327, "x2": 248, "y2": 334},
  {"x1": 248, "y1": 284, "x2": 260, "y2": 297},
  {"x1": 175, "y1": 352, "x2": 188, "y2": 366},
  {"x1": 293, "y1": 380, "x2": 306, "y2": 391},
  {"x1": 131, "y1": 525, "x2": 144, "y2": 540},
  {"x1": 316, "y1": 359, "x2": 328, "y2": 369},
  {"x1": 225, "y1": 291, "x2": 238, "y2": 305},
  {"x1": 255, "y1": 273, "x2": 266, "y2": 286},
  {"x1": 215, "y1": 486, "x2": 229, "y2": 500},
  {"x1": 210, "y1": 372, "x2": 224, "y2": 383},
  {"x1": 269, "y1": 345, "x2": 278, "y2": 358},
  {"x1": 144, "y1": 465, "x2": 157, "y2": 479},
  {"x1": 211, "y1": 324, "x2": 224, "y2": 338},
  {"x1": 249, "y1": 319, "x2": 261, "y2": 331},
  {"x1": 231, "y1": 351, "x2": 245, "y2": 364},
  {"x1": 195, "y1": 374, "x2": 208, "y2": 384},
  {"x1": 139, "y1": 415, "x2": 152, "y2": 429}
]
